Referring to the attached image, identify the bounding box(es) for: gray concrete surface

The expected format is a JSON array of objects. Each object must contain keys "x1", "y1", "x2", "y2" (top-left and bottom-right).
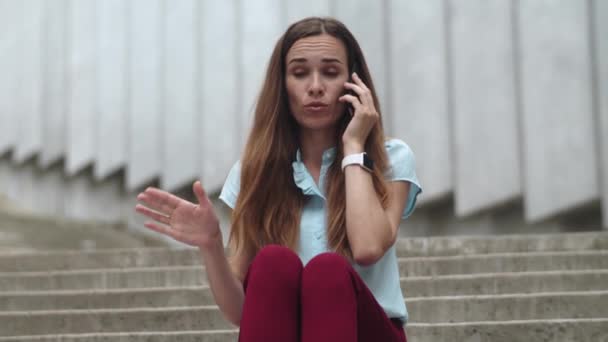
[
  {"x1": 2, "y1": 230, "x2": 606, "y2": 272},
  {"x1": 1, "y1": 211, "x2": 607, "y2": 340},
  {"x1": 2, "y1": 319, "x2": 607, "y2": 342},
  {"x1": 518, "y1": 0, "x2": 599, "y2": 221},
  {"x1": 3, "y1": 270, "x2": 607, "y2": 311}
]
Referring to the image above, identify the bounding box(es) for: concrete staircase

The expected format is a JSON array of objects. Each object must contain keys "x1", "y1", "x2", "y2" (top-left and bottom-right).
[{"x1": 2, "y1": 232, "x2": 608, "y2": 341}]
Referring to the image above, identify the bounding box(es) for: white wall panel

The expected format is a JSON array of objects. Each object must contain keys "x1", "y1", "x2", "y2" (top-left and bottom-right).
[
  {"x1": 126, "y1": 0, "x2": 163, "y2": 191},
  {"x1": 13, "y1": 162, "x2": 65, "y2": 215},
  {"x1": 13, "y1": 0, "x2": 44, "y2": 163},
  {"x1": 0, "y1": 157, "x2": 14, "y2": 199},
  {"x1": 389, "y1": 0, "x2": 451, "y2": 203},
  {"x1": 332, "y1": 0, "x2": 389, "y2": 127},
  {"x1": 0, "y1": 0, "x2": 19, "y2": 155},
  {"x1": 66, "y1": 0, "x2": 97, "y2": 175},
  {"x1": 240, "y1": 0, "x2": 283, "y2": 149},
  {"x1": 63, "y1": 173, "x2": 124, "y2": 223},
  {"x1": 39, "y1": 0, "x2": 68, "y2": 169},
  {"x1": 518, "y1": 0, "x2": 599, "y2": 221},
  {"x1": 450, "y1": 0, "x2": 521, "y2": 216},
  {"x1": 95, "y1": 0, "x2": 128, "y2": 179},
  {"x1": 200, "y1": 1, "x2": 240, "y2": 192},
  {"x1": 594, "y1": 0, "x2": 608, "y2": 228},
  {"x1": 31, "y1": 165, "x2": 65, "y2": 215},
  {"x1": 285, "y1": 0, "x2": 330, "y2": 25},
  {"x1": 161, "y1": 0, "x2": 200, "y2": 191}
]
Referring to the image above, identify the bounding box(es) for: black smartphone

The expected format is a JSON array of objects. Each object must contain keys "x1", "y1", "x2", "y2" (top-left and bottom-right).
[{"x1": 343, "y1": 63, "x2": 358, "y2": 120}]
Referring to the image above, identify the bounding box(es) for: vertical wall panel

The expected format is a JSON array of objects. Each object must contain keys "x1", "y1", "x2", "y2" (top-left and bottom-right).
[
  {"x1": 39, "y1": 0, "x2": 68, "y2": 169},
  {"x1": 66, "y1": 0, "x2": 97, "y2": 175},
  {"x1": 389, "y1": 0, "x2": 451, "y2": 203},
  {"x1": 31, "y1": 166, "x2": 65, "y2": 216},
  {"x1": 285, "y1": 0, "x2": 330, "y2": 25},
  {"x1": 0, "y1": 0, "x2": 19, "y2": 155},
  {"x1": 15, "y1": 163, "x2": 65, "y2": 215},
  {"x1": 200, "y1": 1, "x2": 240, "y2": 191},
  {"x1": 126, "y1": 0, "x2": 163, "y2": 191},
  {"x1": 333, "y1": 0, "x2": 389, "y2": 125},
  {"x1": 0, "y1": 157, "x2": 10, "y2": 197},
  {"x1": 13, "y1": 0, "x2": 44, "y2": 163},
  {"x1": 63, "y1": 173, "x2": 124, "y2": 223},
  {"x1": 518, "y1": 0, "x2": 599, "y2": 221},
  {"x1": 594, "y1": 0, "x2": 608, "y2": 228},
  {"x1": 95, "y1": 0, "x2": 128, "y2": 179},
  {"x1": 161, "y1": 0, "x2": 200, "y2": 190},
  {"x1": 450, "y1": 0, "x2": 521, "y2": 216},
  {"x1": 240, "y1": 0, "x2": 283, "y2": 150}
]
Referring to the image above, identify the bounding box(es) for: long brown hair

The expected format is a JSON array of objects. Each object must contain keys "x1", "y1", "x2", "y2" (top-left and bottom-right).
[{"x1": 228, "y1": 17, "x2": 390, "y2": 262}]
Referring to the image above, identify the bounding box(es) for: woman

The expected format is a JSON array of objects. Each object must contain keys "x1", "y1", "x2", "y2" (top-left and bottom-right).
[{"x1": 135, "y1": 17, "x2": 422, "y2": 342}]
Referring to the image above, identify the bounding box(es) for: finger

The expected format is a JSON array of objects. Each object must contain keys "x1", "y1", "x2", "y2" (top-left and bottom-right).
[
  {"x1": 351, "y1": 73, "x2": 374, "y2": 106},
  {"x1": 344, "y1": 82, "x2": 372, "y2": 108},
  {"x1": 135, "y1": 204, "x2": 171, "y2": 225},
  {"x1": 193, "y1": 181, "x2": 210, "y2": 206},
  {"x1": 339, "y1": 94, "x2": 363, "y2": 113},
  {"x1": 343, "y1": 81, "x2": 365, "y2": 97},
  {"x1": 352, "y1": 72, "x2": 370, "y2": 92},
  {"x1": 143, "y1": 221, "x2": 183, "y2": 241},
  {"x1": 136, "y1": 193, "x2": 171, "y2": 215},
  {"x1": 139, "y1": 187, "x2": 181, "y2": 212}
]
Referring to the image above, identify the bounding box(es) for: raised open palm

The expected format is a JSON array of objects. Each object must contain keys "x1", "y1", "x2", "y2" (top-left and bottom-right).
[{"x1": 135, "y1": 181, "x2": 221, "y2": 248}]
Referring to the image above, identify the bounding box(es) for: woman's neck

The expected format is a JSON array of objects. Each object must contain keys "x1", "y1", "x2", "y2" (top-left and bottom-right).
[{"x1": 298, "y1": 126, "x2": 336, "y2": 170}]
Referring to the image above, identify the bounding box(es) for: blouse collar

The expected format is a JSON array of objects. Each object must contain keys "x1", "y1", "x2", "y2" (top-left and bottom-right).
[{"x1": 291, "y1": 146, "x2": 337, "y2": 199}]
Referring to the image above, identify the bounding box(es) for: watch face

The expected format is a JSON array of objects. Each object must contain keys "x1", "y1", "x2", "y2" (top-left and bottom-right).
[{"x1": 363, "y1": 153, "x2": 374, "y2": 170}]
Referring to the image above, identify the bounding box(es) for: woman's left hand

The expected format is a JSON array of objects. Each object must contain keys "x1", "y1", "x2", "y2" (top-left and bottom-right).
[{"x1": 339, "y1": 72, "x2": 379, "y2": 152}]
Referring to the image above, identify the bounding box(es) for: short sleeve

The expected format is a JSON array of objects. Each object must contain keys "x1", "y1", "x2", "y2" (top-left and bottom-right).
[
  {"x1": 219, "y1": 160, "x2": 241, "y2": 209},
  {"x1": 384, "y1": 139, "x2": 423, "y2": 219}
]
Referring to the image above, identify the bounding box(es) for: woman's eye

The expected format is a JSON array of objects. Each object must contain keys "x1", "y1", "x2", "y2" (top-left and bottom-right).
[{"x1": 292, "y1": 70, "x2": 307, "y2": 78}]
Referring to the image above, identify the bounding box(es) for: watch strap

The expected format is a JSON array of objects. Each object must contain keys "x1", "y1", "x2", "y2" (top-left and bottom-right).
[{"x1": 341, "y1": 152, "x2": 373, "y2": 172}]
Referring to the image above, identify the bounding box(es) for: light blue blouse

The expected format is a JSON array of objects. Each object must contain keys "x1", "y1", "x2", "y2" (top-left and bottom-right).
[{"x1": 219, "y1": 138, "x2": 422, "y2": 324}]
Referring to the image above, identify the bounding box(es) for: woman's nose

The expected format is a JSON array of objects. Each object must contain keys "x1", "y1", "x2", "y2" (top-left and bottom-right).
[{"x1": 307, "y1": 74, "x2": 324, "y2": 96}]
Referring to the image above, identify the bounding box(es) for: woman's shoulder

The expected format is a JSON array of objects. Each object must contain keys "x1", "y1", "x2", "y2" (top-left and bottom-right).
[
  {"x1": 219, "y1": 160, "x2": 242, "y2": 209},
  {"x1": 382, "y1": 137, "x2": 417, "y2": 180},
  {"x1": 383, "y1": 137, "x2": 415, "y2": 158}
]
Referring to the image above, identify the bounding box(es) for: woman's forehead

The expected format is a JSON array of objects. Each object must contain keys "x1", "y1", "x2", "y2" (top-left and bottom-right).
[{"x1": 286, "y1": 34, "x2": 347, "y2": 64}]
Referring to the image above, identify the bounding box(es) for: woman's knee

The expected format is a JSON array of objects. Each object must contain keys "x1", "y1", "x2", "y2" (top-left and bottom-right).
[
  {"x1": 247, "y1": 244, "x2": 303, "y2": 284},
  {"x1": 302, "y1": 252, "x2": 354, "y2": 291}
]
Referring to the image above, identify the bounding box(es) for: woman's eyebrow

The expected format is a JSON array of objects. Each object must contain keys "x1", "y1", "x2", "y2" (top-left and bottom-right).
[{"x1": 287, "y1": 57, "x2": 344, "y2": 65}]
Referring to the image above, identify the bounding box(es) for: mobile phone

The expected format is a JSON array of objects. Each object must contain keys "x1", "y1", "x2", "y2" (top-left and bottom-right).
[{"x1": 344, "y1": 63, "x2": 358, "y2": 116}]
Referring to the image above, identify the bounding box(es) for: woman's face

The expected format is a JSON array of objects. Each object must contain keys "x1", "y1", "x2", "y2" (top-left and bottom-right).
[{"x1": 285, "y1": 34, "x2": 350, "y2": 132}]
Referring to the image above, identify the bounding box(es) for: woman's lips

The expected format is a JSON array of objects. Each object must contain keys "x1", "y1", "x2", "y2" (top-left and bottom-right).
[{"x1": 305, "y1": 105, "x2": 328, "y2": 112}]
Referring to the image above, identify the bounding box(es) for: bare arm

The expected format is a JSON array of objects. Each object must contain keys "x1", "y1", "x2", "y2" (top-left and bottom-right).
[
  {"x1": 340, "y1": 72, "x2": 411, "y2": 266},
  {"x1": 198, "y1": 232, "x2": 249, "y2": 326},
  {"x1": 135, "y1": 181, "x2": 250, "y2": 326},
  {"x1": 343, "y1": 145, "x2": 410, "y2": 266}
]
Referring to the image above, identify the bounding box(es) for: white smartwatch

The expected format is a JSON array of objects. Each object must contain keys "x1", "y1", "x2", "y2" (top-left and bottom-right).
[{"x1": 341, "y1": 152, "x2": 374, "y2": 173}]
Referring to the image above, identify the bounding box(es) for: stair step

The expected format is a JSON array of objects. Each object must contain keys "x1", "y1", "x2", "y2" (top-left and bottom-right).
[
  {"x1": 406, "y1": 290, "x2": 608, "y2": 323},
  {"x1": 0, "y1": 248, "x2": 201, "y2": 272},
  {"x1": 0, "y1": 266, "x2": 206, "y2": 291},
  {"x1": 2, "y1": 318, "x2": 607, "y2": 342},
  {"x1": 0, "y1": 307, "x2": 233, "y2": 337},
  {"x1": 2, "y1": 270, "x2": 608, "y2": 310},
  {"x1": 398, "y1": 250, "x2": 608, "y2": 276},
  {"x1": 2, "y1": 231, "x2": 607, "y2": 271},
  {"x1": 3, "y1": 291, "x2": 608, "y2": 336},
  {"x1": 403, "y1": 269, "x2": 608, "y2": 297},
  {"x1": 2, "y1": 250, "x2": 606, "y2": 291},
  {"x1": 407, "y1": 318, "x2": 608, "y2": 342},
  {"x1": 395, "y1": 231, "x2": 608, "y2": 257}
]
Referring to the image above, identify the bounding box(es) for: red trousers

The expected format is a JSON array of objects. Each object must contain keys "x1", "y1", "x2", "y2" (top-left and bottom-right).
[{"x1": 238, "y1": 245, "x2": 408, "y2": 342}]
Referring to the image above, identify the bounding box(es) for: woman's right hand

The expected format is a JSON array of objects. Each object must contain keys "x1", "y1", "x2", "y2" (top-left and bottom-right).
[{"x1": 135, "y1": 181, "x2": 221, "y2": 249}]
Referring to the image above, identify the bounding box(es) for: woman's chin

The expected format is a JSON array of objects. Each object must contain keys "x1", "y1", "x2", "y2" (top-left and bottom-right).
[{"x1": 296, "y1": 116, "x2": 340, "y2": 131}]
